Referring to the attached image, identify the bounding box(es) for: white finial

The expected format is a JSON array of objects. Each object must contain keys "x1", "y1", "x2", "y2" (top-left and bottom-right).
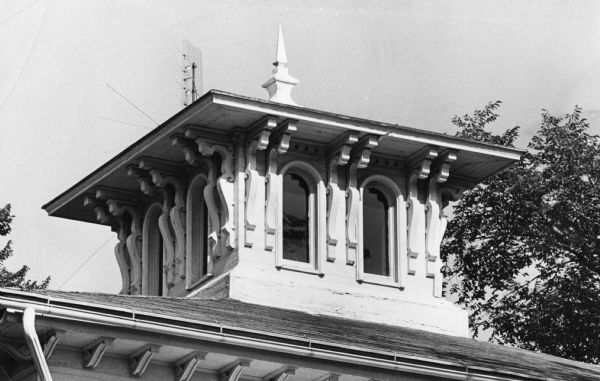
[
  {"x1": 262, "y1": 25, "x2": 299, "y2": 106},
  {"x1": 276, "y1": 24, "x2": 288, "y2": 65}
]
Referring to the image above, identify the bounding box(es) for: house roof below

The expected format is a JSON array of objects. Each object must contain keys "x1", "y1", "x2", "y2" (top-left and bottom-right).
[{"x1": 0, "y1": 288, "x2": 598, "y2": 381}]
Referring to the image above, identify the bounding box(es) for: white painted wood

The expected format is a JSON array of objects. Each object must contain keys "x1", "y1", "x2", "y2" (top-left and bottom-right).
[
  {"x1": 196, "y1": 140, "x2": 236, "y2": 251},
  {"x1": 261, "y1": 26, "x2": 299, "y2": 106},
  {"x1": 150, "y1": 171, "x2": 187, "y2": 280},
  {"x1": 356, "y1": 175, "x2": 403, "y2": 288},
  {"x1": 83, "y1": 337, "x2": 115, "y2": 369},
  {"x1": 407, "y1": 172, "x2": 425, "y2": 276},
  {"x1": 228, "y1": 262, "x2": 469, "y2": 336},
  {"x1": 129, "y1": 344, "x2": 160, "y2": 377}
]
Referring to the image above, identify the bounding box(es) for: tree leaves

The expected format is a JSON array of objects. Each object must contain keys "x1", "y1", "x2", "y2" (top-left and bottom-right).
[
  {"x1": 0, "y1": 204, "x2": 50, "y2": 290},
  {"x1": 442, "y1": 103, "x2": 600, "y2": 363}
]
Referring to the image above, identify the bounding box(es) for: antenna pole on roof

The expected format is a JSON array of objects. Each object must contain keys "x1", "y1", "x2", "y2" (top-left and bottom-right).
[{"x1": 181, "y1": 39, "x2": 203, "y2": 108}]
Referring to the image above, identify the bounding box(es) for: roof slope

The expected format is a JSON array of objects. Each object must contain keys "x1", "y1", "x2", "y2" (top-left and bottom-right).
[{"x1": 2, "y1": 289, "x2": 599, "y2": 380}]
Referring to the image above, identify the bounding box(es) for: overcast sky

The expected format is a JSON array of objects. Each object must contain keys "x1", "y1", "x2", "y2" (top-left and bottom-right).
[{"x1": 1, "y1": 0, "x2": 599, "y2": 293}]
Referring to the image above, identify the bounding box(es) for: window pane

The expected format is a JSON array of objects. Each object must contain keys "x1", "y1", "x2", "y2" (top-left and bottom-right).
[
  {"x1": 363, "y1": 187, "x2": 390, "y2": 276},
  {"x1": 283, "y1": 173, "x2": 310, "y2": 263}
]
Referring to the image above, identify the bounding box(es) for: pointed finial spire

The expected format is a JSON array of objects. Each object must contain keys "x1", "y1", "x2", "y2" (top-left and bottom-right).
[
  {"x1": 275, "y1": 24, "x2": 288, "y2": 65},
  {"x1": 262, "y1": 25, "x2": 299, "y2": 106}
]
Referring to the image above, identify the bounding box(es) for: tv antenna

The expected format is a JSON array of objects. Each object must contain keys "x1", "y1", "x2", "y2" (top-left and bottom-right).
[{"x1": 181, "y1": 39, "x2": 202, "y2": 107}]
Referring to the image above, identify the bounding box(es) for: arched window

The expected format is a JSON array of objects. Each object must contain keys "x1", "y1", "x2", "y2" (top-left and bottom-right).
[
  {"x1": 142, "y1": 203, "x2": 164, "y2": 296},
  {"x1": 363, "y1": 186, "x2": 390, "y2": 276},
  {"x1": 186, "y1": 174, "x2": 212, "y2": 289},
  {"x1": 275, "y1": 162, "x2": 326, "y2": 274},
  {"x1": 357, "y1": 176, "x2": 404, "y2": 286},
  {"x1": 282, "y1": 172, "x2": 311, "y2": 263}
]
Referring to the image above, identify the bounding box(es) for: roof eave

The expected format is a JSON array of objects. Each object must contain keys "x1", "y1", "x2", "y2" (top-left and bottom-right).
[{"x1": 42, "y1": 90, "x2": 525, "y2": 217}]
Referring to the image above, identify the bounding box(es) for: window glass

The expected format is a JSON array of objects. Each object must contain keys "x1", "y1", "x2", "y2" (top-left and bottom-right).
[
  {"x1": 282, "y1": 173, "x2": 310, "y2": 263},
  {"x1": 145, "y1": 206, "x2": 164, "y2": 296},
  {"x1": 363, "y1": 187, "x2": 390, "y2": 276}
]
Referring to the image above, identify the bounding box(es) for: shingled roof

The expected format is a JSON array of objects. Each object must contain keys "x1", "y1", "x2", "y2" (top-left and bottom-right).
[{"x1": 1, "y1": 288, "x2": 599, "y2": 381}]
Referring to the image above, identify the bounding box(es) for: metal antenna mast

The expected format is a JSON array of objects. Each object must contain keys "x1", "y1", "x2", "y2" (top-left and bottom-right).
[{"x1": 181, "y1": 39, "x2": 203, "y2": 107}]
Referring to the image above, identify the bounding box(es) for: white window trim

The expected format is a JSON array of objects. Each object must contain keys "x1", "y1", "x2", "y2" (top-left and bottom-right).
[
  {"x1": 356, "y1": 175, "x2": 407, "y2": 288},
  {"x1": 275, "y1": 161, "x2": 326, "y2": 276},
  {"x1": 142, "y1": 202, "x2": 165, "y2": 296},
  {"x1": 185, "y1": 173, "x2": 215, "y2": 290}
]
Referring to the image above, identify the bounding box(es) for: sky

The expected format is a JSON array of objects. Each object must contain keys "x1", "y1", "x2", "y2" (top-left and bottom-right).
[{"x1": 0, "y1": 0, "x2": 599, "y2": 293}]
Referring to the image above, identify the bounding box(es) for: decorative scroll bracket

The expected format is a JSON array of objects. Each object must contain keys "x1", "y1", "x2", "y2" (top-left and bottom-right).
[
  {"x1": 326, "y1": 133, "x2": 358, "y2": 262},
  {"x1": 265, "y1": 120, "x2": 297, "y2": 254},
  {"x1": 175, "y1": 351, "x2": 207, "y2": 381},
  {"x1": 219, "y1": 358, "x2": 251, "y2": 381},
  {"x1": 407, "y1": 146, "x2": 439, "y2": 179},
  {"x1": 148, "y1": 169, "x2": 187, "y2": 280},
  {"x1": 345, "y1": 134, "x2": 379, "y2": 265},
  {"x1": 406, "y1": 147, "x2": 440, "y2": 275},
  {"x1": 102, "y1": 195, "x2": 143, "y2": 295},
  {"x1": 265, "y1": 365, "x2": 297, "y2": 381},
  {"x1": 172, "y1": 134, "x2": 203, "y2": 167},
  {"x1": 129, "y1": 344, "x2": 160, "y2": 376},
  {"x1": 83, "y1": 337, "x2": 115, "y2": 369},
  {"x1": 42, "y1": 329, "x2": 65, "y2": 360},
  {"x1": 84, "y1": 195, "x2": 131, "y2": 295},
  {"x1": 172, "y1": 135, "x2": 221, "y2": 259},
  {"x1": 127, "y1": 166, "x2": 156, "y2": 196},
  {"x1": 196, "y1": 139, "x2": 236, "y2": 251},
  {"x1": 244, "y1": 117, "x2": 278, "y2": 248},
  {"x1": 425, "y1": 151, "x2": 457, "y2": 297}
]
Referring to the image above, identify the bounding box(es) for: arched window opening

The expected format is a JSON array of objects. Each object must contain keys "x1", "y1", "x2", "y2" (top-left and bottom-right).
[
  {"x1": 282, "y1": 172, "x2": 311, "y2": 263},
  {"x1": 186, "y1": 175, "x2": 211, "y2": 289},
  {"x1": 363, "y1": 186, "x2": 390, "y2": 277},
  {"x1": 143, "y1": 204, "x2": 164, "y2": 296}
]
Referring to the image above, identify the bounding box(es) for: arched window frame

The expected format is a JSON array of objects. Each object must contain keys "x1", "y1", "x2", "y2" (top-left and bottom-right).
[
  {"x1": 357, "y1": 175, "x2": 407, "y2": 287},
  {"x1": 142, "y1": 202, "x2": 164, "y2": 296},
  {"x1": 276, "y1": 161, "x2": 326, "y2": 275},
  {"x1": 185, "y1": 172, "x2": 214, "y2": 290}
]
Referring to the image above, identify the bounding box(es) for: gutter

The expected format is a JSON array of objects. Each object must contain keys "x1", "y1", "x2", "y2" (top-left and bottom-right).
[
  {"x1": 0, "y1": 296, "x2": 541, "y2": 381},
  {"x1": 22, "y1": 307, "x2": 53, "y2": 381}
]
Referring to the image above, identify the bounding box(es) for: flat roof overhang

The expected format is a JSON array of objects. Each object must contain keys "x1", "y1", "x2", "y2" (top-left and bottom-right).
[{"x1": 43, "y1": 90, "x2": 524, "y2": 225}]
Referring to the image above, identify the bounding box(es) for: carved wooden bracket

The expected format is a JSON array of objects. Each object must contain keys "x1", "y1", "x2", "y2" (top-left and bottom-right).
[
  {"x1": 406, "y1": 172, "x2": 425, "y2": 275},
  {"x1": 345, "y1": 135, "x2": 380, "y2": 265},
  {"x1": 195, "y1": 139, "x2": 236, "y2": 251},
  {"x1": 408, "y1": 146, "x2": 439, "y2": 179},
  {"x1": 127, "y1": 166, "x2": 156, "y2": 195},
  {"x1": 83, "y1": 337, "x2": 115, "y2": 369},
  {"x1": 148, "y1": 169, "x2": 187, "y2": 280},
  {"x1": 406, "y1": 147, "x2": 440, "y2": 276},
  {"x1": 84, "y1": 195, "x2": 131, "y2": 294},
  {"x1": 42, "y1": 329, "x2": 65, "y2": 359},
  {"x1": 172, "y1": 134, "x2": 203, "y2": 166},
  {"x1": 345, "y1": 162, "x2": 360, "y2": 266},
  {"x1": 425, "y1": 151, "x2": 458, "y2": 297},
  {"x1": 103, "y1": 196, "x2": 143, "y2": 295},
  {"x1": 265, "y1": 120, "x2": 297, "y2": 253},
  {"x1": 129, "y1": 344, "x2": 160, "y2": 376},
  {"x1": 174, "y1": 351, "x2": 207, "y2": 381},
  {"x1": 350, "y1": 135, "x2": 379, "y2": 169},
  {"x1": 244, "y1": 117, "x2": 278, "y2": 248},
  {"x1": 326, "y1": 134, "x2": 358, "y2": 262},
  {"x1": 83, "y1": 195, "x2": 112, "y2": 224},
  {"x1": 265, "y1": 365, "x2": 297, "y2": 381},
  {"x1": 219, "y1": 358, "x2": 251, "y2": 381}
]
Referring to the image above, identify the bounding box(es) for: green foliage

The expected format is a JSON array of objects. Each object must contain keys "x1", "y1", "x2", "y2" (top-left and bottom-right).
[
  {"x1": 0, "y1": 204, "x2": 50, "y2": 290},
  {"x1": 442, "y1": 102, "x2": 600, "y2": 363}
]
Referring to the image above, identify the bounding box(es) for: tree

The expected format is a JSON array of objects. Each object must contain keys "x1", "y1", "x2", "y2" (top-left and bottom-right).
[
  {"x1": 442, "y1": 102, "x2": 600, "y2": 363},
  {"x1": 0, "y1": 204, "x2": 50, "y2": 289}
]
